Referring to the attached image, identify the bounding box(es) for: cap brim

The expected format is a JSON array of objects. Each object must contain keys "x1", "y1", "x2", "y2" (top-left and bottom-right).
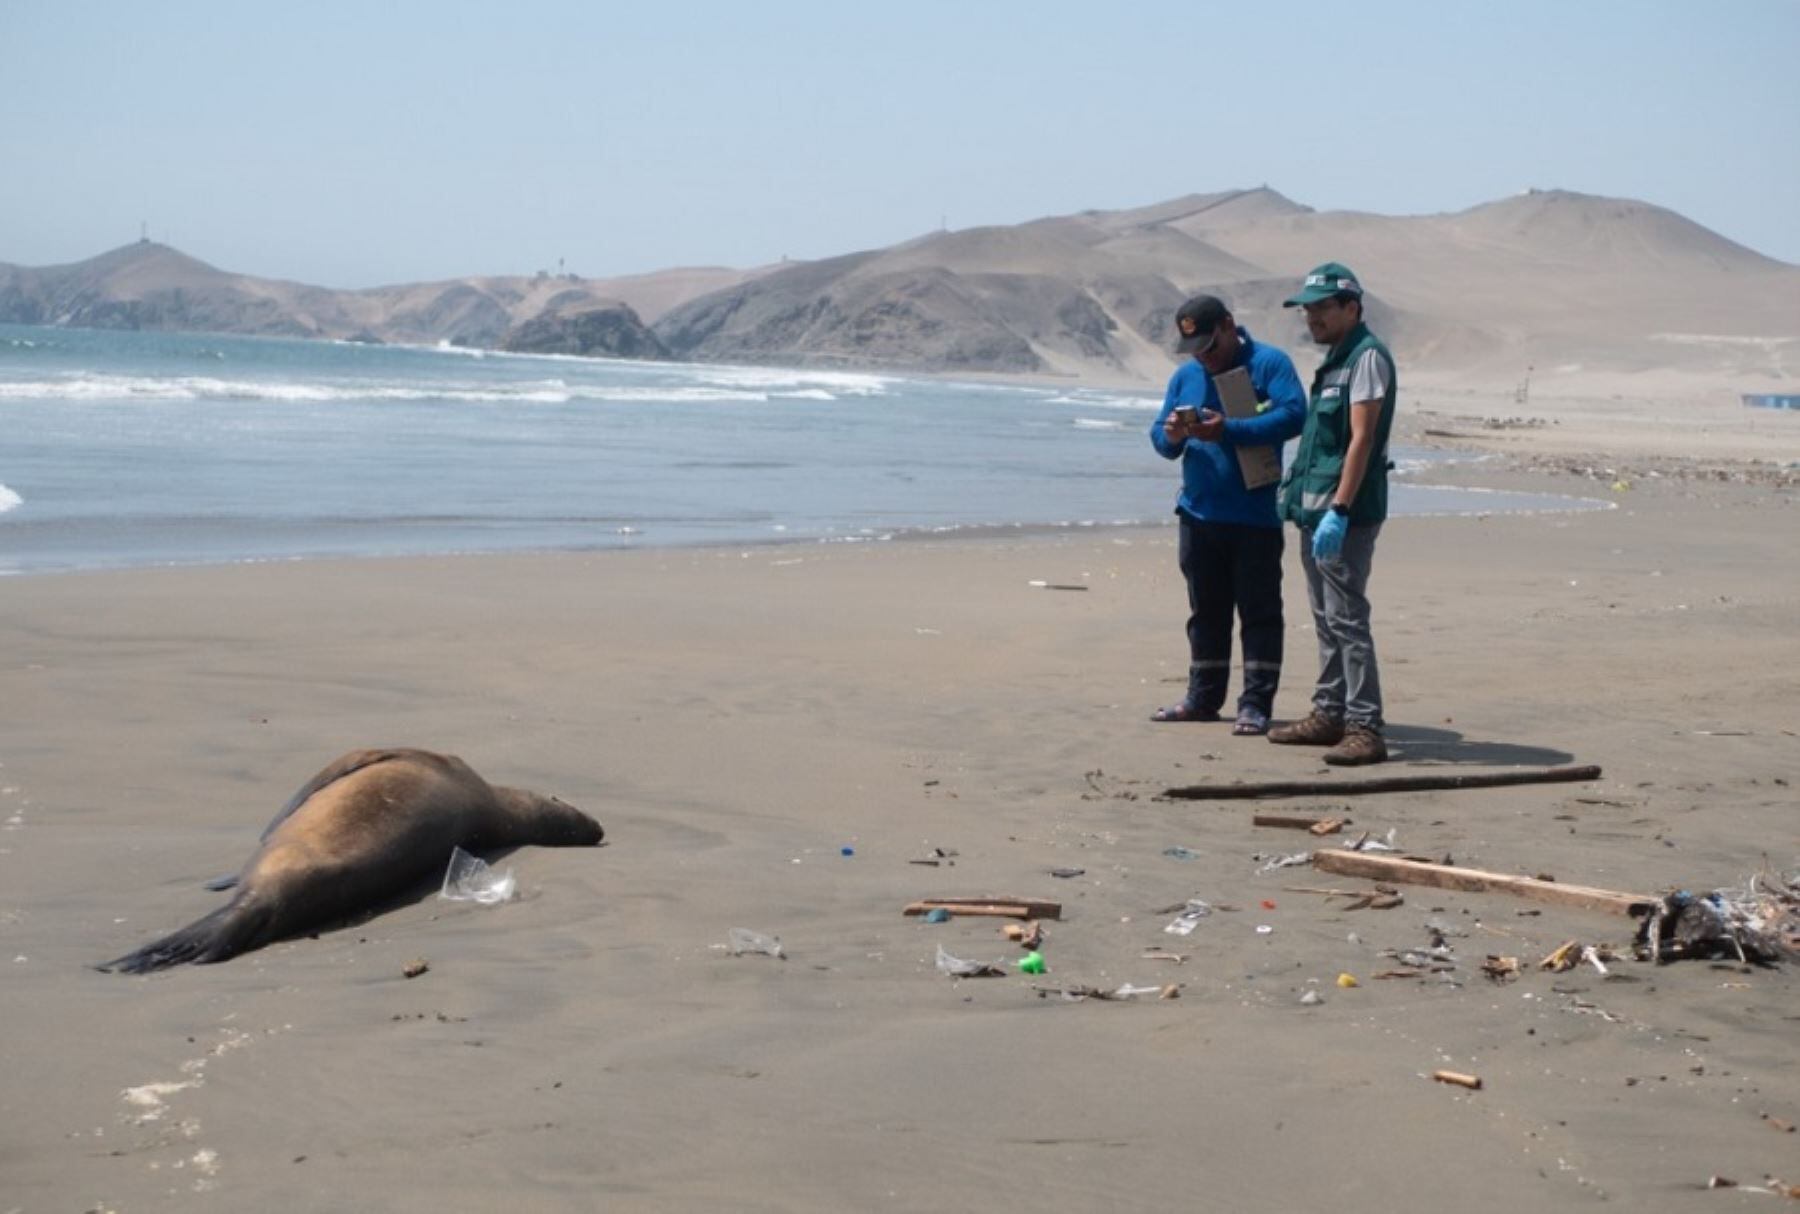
[
  {"x1": 1282, "y1": 287, "x2": 1333, "y2": 308},
  {"x1": 1175, "y1": 330, "x2": 1217, "y2": 354}
]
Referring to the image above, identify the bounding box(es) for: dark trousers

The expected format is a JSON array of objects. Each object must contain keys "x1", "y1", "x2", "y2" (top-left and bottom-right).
[{"x1": 1177, "y1": 515, "x2": 1285, "y2": 715}]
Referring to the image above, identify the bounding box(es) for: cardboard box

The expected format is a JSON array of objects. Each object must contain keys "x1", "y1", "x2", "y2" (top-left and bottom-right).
[{"x1": 1211, "y1": 366, "x2": 1282, "y2": 491}]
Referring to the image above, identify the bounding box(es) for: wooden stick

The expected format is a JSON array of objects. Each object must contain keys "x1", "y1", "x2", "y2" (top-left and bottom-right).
[
  {"x1": 904, "y1": 897, "x2": 1062, "y2": 920},
  {"x1": 1313, "y1": 851, "x2": 1654, "y2": 917},
  {"x1": 1166, "y1": 764, "x2": 1603, "y2": 801},
  {"x1": 1252, "y1": 813, "x2": 1350, "y2": 832},
  {"x1": 1433, "y1": 1070, "x2": 1483, "y2": 1091}
]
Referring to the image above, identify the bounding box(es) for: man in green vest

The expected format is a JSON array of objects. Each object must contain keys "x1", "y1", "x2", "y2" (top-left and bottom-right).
[{"x1": 1269, "y1": 262, "x2": 1397, "y2": 765}]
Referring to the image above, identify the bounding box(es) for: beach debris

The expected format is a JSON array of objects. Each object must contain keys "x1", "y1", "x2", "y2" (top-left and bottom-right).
[
  {"x1": 1256, "y1": 851, "x2": 1313, "y2": 875},
  {"x1": 439, "y1": 847, "x2": 516, "y2": 904},
  {"x1": 922, "y1": 907, "x2": 950, "y2": 924},
  {"x1": 402, "y1": 957, "x2": 430, "y2": 979},
  {"x1": 1283, "y1": 884, "x2": 1404, "y2": 911},
  {"x1": 1163, "y1": 900, "x2": 1213, "y2": 936},
  {"x1": 1298, "y1": 990, "x2": 1325, "y2": 1006},
  {"x1": 1163, "y1": 763, "x2": 1603, "y2": 800},
  {"x1": 1312, "y1": 851, "x2": 1656, "y2": 917},
  {"x1": 904, "y1": 896, "x2": 1062, "y2": 921},
  {"x1": 1346, "y1": 828, "x2": 1400, "y2": 854},
  {"x1": 1140, "y1": 949, "x2": 1186, "y2": 964},
  {"x1": 935, "y1": 943, "x2": 1004, "y2": 978},
  {"x1": 1540, "y1": 939, "x2": 1581, "y2": 972},
  {"x1": 908, "y1": 846, "x2": 959, "y2": 867},
  {"x1": 1481, "y1": 955, "x2": 1521, "y2": 983},
  {"x1": 1707, "y1": 1173, "x2": 1800, "y2": 1198},
  {"x1": 727, "y1": 927, "x2": 785, "y2": 959},
  {"x1": 1381, "y1": 947, "x2": 1457, "y2": 973},
  {"x1": 1432, "y1": 1070, "x2": 1483, "y2": 1091},
  {"x1": 1163, "y1": 846, "x2": 1201, "y2": 861},
  {"x1": 1633, "y1": 873, "x2": 1799, "y2": 965},
  {"x1": 1002, "y1": 921, "x2": 1044, "y2": 949},
  {"x1": 1016, "y1": 951, "x2": 1047, "y2": 975},
  {"x1": 1027, "y1": 580, "x2": 1088, "y2": 591},
  {"x1": 1336, "y1": 972, "x2": 1359, "y2": 988},
  {"x1": 1049, "y1": 867, "x2": 1085, "y2": 879},
  {"x1": 1252, "y1": 812, "x2": 1350, "y2": 834},
  {"x1": 1032, "y1": 983, "x2": 1180, "y2": 1002}
]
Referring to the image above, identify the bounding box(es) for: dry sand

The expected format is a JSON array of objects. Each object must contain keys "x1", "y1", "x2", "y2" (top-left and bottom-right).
[{"x1": 2, "y1": 442, "x2": 1797, "y2": 1211}]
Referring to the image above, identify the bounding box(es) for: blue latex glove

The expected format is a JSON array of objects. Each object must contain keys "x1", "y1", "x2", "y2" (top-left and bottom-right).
[{"x1": 1312, "y1": 510, "x2": 1348, "y2": 561}]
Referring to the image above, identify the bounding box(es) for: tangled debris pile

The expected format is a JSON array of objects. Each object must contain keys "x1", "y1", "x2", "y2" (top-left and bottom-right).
[{"x1": 1635, "y1": 867, "x2": 1800, "y2": 965}]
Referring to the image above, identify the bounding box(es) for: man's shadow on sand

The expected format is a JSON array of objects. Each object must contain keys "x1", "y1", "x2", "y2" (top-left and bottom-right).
[{"x1": 1383, "y1": 724, "x2": 1573, "y2": 767}]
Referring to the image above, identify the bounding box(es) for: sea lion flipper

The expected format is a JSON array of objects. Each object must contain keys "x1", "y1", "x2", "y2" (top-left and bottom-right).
[{"x1": 96, "y1": 900, "x2": 277, "y2": 974}]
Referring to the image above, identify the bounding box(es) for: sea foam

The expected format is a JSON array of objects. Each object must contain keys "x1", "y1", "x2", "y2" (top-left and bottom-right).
[{"x1": 0, "y1": 484, "x2": 21, "y2": 513}]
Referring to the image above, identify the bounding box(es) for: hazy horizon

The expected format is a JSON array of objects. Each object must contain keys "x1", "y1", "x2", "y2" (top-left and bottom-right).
[{"x1": 4, "y1": 1, "x2": 1796, "y2": 288}]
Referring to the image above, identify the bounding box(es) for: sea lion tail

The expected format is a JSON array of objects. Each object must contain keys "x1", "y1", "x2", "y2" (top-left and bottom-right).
[{"x1": 96, "y1": 900, "x2": 276, "y2": 974}]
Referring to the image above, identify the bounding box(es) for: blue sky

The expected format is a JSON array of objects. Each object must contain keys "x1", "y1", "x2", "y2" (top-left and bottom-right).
[{"x1": 3, "y1": 1, "x2": 1796, "y2": 287}]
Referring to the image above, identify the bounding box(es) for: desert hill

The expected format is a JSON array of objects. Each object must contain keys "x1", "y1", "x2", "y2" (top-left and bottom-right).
[{"x1": 3, "y1": 187, "x2": 1795, "y2": 390}]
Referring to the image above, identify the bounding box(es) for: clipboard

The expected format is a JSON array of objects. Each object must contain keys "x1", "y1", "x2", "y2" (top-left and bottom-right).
[{"x1": 1211, "y1": 366, "x2": 1282, "y2": 491}]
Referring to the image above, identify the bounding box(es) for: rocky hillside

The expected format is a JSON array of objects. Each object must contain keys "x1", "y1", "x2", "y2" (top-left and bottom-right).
[
  {"x1": 5, "y1": 186, "x2": 1796, "y2": 387},
  {"x1": 0, "y1": 243, "x2": 754, "y2": 357}
]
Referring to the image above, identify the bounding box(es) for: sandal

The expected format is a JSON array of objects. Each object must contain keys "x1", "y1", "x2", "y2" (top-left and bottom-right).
[
  {"x1": 1151, "y1": 703, "x2": 1221, "y2": 723},
  {"x1": 1232, "y1": 708, "x2": 1270, "y2": 736}
]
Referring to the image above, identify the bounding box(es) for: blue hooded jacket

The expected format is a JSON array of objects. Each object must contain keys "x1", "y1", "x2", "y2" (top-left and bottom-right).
[{"x1": 1148, "y1": 328, "x2": 1307, "y2": 529}]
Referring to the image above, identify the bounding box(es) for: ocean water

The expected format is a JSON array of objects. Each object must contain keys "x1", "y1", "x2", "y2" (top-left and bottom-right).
[{"x1": 0, "y1": 324, "x2": 1596, "y2": 576}]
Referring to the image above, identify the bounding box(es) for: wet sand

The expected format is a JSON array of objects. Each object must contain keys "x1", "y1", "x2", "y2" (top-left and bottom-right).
[{"x1": 2, "y1": 439, "x2": 1797, "y2": 1211}]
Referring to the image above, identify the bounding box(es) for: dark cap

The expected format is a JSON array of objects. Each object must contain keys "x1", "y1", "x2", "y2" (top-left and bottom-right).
[
  {"x1": 1283, "y1": 261, "x2": 1363, "y2": 307},
  {"x1": 1174, "y1": 295, "x2": 1230, "y2": 354}
]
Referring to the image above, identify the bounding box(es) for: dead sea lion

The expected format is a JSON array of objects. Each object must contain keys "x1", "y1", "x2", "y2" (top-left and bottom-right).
[{"x1": 99, "y1": 748, "x2": 603, "y2": 973}]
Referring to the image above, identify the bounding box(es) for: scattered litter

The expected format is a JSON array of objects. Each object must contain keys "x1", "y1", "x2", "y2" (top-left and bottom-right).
[
  {"x1": 1162, "y1": 900, "x2": 1212, "y2": 936},
  {"x1": 909, "y1": 846, "x2": 958, "y2": 867},
  {"x1": 1634, "y1": 874, "x2": 1799, "y2": 965},
  {"x1": 840, "y1": 846, "x2": 855, "y2": 857},
  {"x1": 1255, "y1": 925, "x2": 1274, "y2": 935},
  {"x1": 922, "y1": 907, "x2": 950, "y2": 924},
  {"x1": 904, "y1": 896, "x2": 1062, "y2": 920},
  {"x1": 1298, "y1": 990, "x2": 1325, "y2": 1006},
  {"x1": 1027, "y1": 580, "x2": 1088, "y2": 591},
  {"x1": 1346, "y1": 829, "x2": 1399, "y2": 853},
  {"x1": 727, "y1": 927, "x2": 785, "y2": 959},
  {"x1": 935, "y1": 943, "x2": 1004, "y2": 977},
  {"x1": 402, "y1": 958, "x2": 429, "y2": 979},
  {"x1": 1032, "y1": 983, "x2": 1180, "y2": 1002},
  {"x1": 1162, "y1": 846, "x2": 1201, "y2": 862},
  {"x1": 1482, "y1": 955, "x2": 1521, "y2": 982},
  {"x1": 1049, "y1": 867, "x2": 1085, "y2": 879},
  {"x1": 1283, "y1": 883, "x2": 1403, "y2": 911},
  {"x1": 1016, "y1": 951, "x2": 1047, "y2": 975},
  {"x1": 1432, "y1": 1069, "x2": 1483, "y2": 1091},
  {"x1": 1140, "y1": 949, "x2": 1186, "y2": 964},
  {"x1": 1256, "y1": 851, "x2": 1312, "y2": 874},
  {"x1": 439, "y1": 847, "x2": 516, "y2": 904},
  {"x1": 1002, "y1": 921, "x2": 1044, "y2": 949},
  {"x1": 1336, "y1": 972, "x2": 1359, "y2": 988}
]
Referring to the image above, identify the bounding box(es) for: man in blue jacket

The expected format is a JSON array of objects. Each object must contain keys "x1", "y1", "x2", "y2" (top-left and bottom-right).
[{"x1": 1148, "y1": 294, "x2": 1307, "y2": 735}]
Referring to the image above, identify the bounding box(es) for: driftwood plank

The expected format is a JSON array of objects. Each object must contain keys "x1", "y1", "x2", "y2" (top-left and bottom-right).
[
  {"x1": 1166, "y1": 764, "x2": 1603, "y2": 801},
  {"x1": 904, "y1": 897, "x2": 1062, "y2": 920},
  {"x1": 1313, "y1": 851, "x2": 1653, "y2": 917}
]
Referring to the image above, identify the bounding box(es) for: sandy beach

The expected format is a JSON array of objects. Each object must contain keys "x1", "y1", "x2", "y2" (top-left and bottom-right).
[{"x1": 3, "y1": 406, "x2": 1798, "y2": 1212}]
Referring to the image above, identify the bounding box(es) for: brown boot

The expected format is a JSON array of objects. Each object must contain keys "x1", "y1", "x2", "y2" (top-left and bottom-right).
[
  {"x1": 1323, "y1": 726, "x2": 1388, "y2": 766},
  {"x1": 1267, "y1": 710, "x2": 1345, "y2": 746}
]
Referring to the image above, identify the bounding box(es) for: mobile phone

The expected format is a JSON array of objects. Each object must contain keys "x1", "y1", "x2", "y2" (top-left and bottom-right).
[{"x1": 1173, "y1": 405, "x2": 1199, "y2": 423}]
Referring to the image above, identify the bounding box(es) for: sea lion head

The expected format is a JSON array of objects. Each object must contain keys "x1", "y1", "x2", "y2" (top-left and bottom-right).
[{"x1": 492, "y1": 787, "x2": 605, "y2": 847}]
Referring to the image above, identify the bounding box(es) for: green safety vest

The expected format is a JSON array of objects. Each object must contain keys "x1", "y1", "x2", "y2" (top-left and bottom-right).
[{"x1": 1279, "y1": 322, "x2": 1397, "y2": 528}]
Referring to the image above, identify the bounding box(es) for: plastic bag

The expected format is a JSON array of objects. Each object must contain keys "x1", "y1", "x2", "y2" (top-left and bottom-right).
[{"x1": 439, "y1": 846, "x2": 516, "y2": 904}]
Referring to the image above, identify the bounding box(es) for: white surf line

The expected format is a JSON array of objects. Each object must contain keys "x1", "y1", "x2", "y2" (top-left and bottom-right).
[{"x1": 118, "y1": 1020, "x2": 291, "y2": 1192}]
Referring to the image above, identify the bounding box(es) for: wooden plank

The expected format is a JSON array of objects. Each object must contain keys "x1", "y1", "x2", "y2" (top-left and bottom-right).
[
  {"x1": 1313, "y1": 851, "x2": 1654, "y2": 917},
  {"x1": 1252, "y1": 813, "x2": 1348, "y2": 833},
  {"x1": 904, "y1": 896, "x2": 1062, "y2": 920},
  {"x1": 1166, "y1": 764, "x2": 1603, "y2": 801}
]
